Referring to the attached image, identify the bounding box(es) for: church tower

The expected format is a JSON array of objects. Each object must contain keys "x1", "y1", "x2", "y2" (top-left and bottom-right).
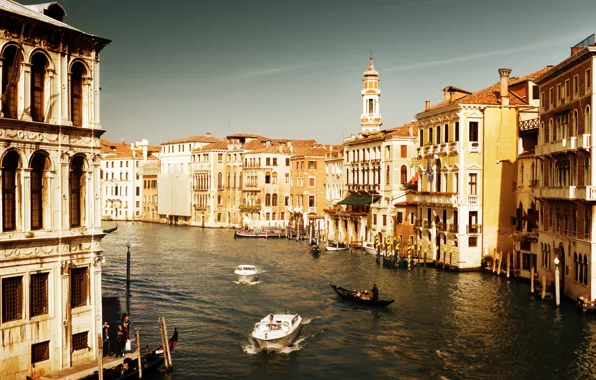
[{"x1": 361, "y1": 55, "x2": 382, "y2": 134}]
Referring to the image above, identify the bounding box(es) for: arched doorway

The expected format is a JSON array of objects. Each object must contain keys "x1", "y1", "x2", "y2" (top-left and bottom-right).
[
  {"x1": 558, "y1": 243, "x2": 565, "y2": 292},
  {"x1": 435, "y1": 159, "x2": 442, "y2": 192}
]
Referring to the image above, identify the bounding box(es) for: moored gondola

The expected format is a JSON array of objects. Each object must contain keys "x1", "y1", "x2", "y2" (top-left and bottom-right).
[
  {"x1": 329, "y1": 284, "x2": 394, "y2": 307},
  {"x1": 84, "y1": 328, "x2": 179, "y2": 380},
  {"x1": 103, "y1": 225, "x2": 118, "y2": 234}
]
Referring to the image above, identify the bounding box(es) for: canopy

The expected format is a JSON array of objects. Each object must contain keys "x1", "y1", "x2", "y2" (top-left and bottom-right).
[{"x1": 337, "y1": 195, "x2": 381, "y2": 206}]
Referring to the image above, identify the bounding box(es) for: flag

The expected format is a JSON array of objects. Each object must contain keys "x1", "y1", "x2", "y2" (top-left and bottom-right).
[
  {"x1": 426, "y1": 158, "x2": 433, "y2": 184},
  {"x1": 411, "y1": 171, "x2": 419, "y2": 185}
]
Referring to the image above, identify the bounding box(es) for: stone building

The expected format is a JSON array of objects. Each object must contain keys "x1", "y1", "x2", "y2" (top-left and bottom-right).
[
  {"x1": 414, "y1": 66, "x2": 549, "y2": 270},
  {"x1": 0, "y1": 1, "x2": 110, "y2": 378},
  {"x1": 323, "y1": 146, "x2": 345, "y2": 242},
  {"x1": 534, "y1": 35, "x2": 596, "y2": 300}
]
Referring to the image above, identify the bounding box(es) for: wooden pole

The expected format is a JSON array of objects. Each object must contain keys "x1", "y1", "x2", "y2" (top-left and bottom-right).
[
  {"x1": 541, "y1": 274, "x2": 546, "y2": 300},
  {"x1": 497, "y1": 252, "x2": 503, "y2": 276},
  {"x1": 136, "y1": 330, "x2": 143, "y2": 379},
  {"x1": 530, "y1": 265, "x2": 535, "y2": 293},
  {"x1": 162, "y1": 317, "x2": 173, "y2": 368},
  {"x1": 424, "y1": 247, "x2": 427, "y2": 269},
  {"x1": 158, "y1": 318, "x2": 168, "y2": 368},
  {"x1": 449, "y1": 248, "x2": 453, "y2": 271},
  {"x1": 506, "y1": 251, "x2": 511, "y2": 279},
  {"x1": 97, "y1": 334, "x2": 104, "y2": 380}
]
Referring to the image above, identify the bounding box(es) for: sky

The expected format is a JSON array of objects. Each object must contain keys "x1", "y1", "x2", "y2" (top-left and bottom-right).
[{"x1": 51, "y1": 0, "x2": 596, "y2": 145}]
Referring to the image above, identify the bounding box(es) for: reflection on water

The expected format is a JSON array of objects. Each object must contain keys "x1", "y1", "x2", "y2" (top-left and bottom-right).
[{"x1": 102, "y1": 223, "x2": 596, "y2": 380}]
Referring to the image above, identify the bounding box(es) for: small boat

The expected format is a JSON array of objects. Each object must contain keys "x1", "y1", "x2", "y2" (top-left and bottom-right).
[
  {"x1": 234, "y1": 228, "x2": 285, "y2": 238},
  {"x1": 325, "y1": 242, "x2": 349, "y2": 251},
  {"x1": 251, "y1": 313, "x2": 303, "y2": 350},
  {"x1": 103, "y1": 225, "x2": 118, "y2": 234},
  {"x1": 329, "y1": 284, "x2": 394, "y2": 307},
  {"x1": 362, "y1": 241, "x2": 377, "y2": 255},
  {"x1": 84, "y1": 328, "x2": 179, "y2": 380},
  {"x1": 235, "y1": 265, "x2": 258, "y2": 283},
  {"x1": 310, "y1": 244, "x2": 321, "y2": 255}
]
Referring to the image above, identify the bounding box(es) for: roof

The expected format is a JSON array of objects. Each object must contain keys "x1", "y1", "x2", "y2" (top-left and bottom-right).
[
  {"x1": 161, "y1": 135, "x2": 222, "y2": 145},
  {"x1": 290, "y1": 147, "x2": 329, "y2": 158},
  {"x1": 227, "y1": 133, "x2": 268, "y2": 141},
  {"x1": 100, "y1": 139, "x2": 131, "y2": 155},
  {"x1": 344, "y1": 123, "x2": 417, "y2": 146},
  {"x1": 337, "y1": 195, "x2": 381, "y2": 206},
  {"x1": 385, "y1": 123, "x2": 418, "y2": 138},
  {"x1": 419, "y1": 67, "x2": 553, "y2": 115},
  {"x1": 193, "y1": 141, "x2": 228, "y2": 151}
]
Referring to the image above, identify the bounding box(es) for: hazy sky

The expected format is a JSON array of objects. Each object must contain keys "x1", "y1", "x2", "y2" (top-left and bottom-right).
[{"x1": 54, "y1": 0, "x2": 596, "y2": 145}]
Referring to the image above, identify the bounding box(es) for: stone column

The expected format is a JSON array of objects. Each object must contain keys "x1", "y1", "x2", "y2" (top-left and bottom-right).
[
  {"x1": 21, "y1": 62, "x2": 32, "y2": 121},
  {"x1": 61, "y1": 153, "x2": 70, "y2": 230},
  {"x1": 20, "y1": 168, "x2": 31, "y2": 232},
  {"x1": 43, "y1": 171, "x2": 54, "y2": 230},
  {"x1": 82, "y1": 78, "x2": 92, "y2": 128},
  {"x1": 45, "y1": 68, "x2": 55, "y2": 123},
  {"x1": 93, "y1": 156, "x2": 102, "y2": 229},
  {"x1": 61, "y1": 259, "x2": 72, "y2": 368},
  {"x1": 0, "y1": 58, "x2": 4, "y2": 118}
]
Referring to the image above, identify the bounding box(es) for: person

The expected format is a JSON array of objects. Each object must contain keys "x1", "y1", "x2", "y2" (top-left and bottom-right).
[
  {"x1": 371, "y1": 284, "x2": 379, "y2": 301},
  {"x1": 121, "y1": 313, "x2": 131, "y2": 351},
  {"x1": 269, "y1": 314, "x2": 274, "y2": 331},
  {"x1": 116, "y1": 324, "x2": 125, "y2": 357},
  {"x1": 102, "y1": 321, "x2": 111, "y2": 357}
]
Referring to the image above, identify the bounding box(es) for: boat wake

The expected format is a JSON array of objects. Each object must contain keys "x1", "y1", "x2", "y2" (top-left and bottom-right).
[
  {"x1": 302, "y1": 316, "x2": 322, "y2": 325},
  {"x1": 241, "y1": 325, "x2": 326, "y2": 355},
  {"x1": 233, "y1": 280, "x2": 262, "y2": 285}
]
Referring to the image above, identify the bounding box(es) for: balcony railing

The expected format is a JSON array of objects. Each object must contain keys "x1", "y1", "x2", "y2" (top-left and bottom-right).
[
  {"x1": 467, "y1": 195, "x2": 479, "y2": 204},
  {"x1": 519, "y1": 118, "x2": 538, "y2": 131},
  {"x1": 308, "y1": 207, "x2": 316, "y2": 214},
  {"x1": 239, "y1": 205, "x2": 261, "y2": 212},
  {"x1": 467, "y1": 224, "x2": 482, "y2": 234},
  {"x1": 580, "y1": 133, "x2": 592, "y2": 149}
]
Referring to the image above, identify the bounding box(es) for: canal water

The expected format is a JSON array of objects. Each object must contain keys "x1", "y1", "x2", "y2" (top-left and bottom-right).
[{"x1": 101, "y1": 223, "x2": 596, "y2": 380}]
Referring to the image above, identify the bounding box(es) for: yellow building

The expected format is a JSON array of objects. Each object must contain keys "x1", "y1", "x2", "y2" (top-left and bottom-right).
[{"x1": 414, "y1": 67, "x2": 549, "y2": 269}]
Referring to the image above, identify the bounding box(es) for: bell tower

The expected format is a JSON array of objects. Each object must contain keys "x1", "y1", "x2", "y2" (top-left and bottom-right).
[{"x1": 361, "y1": 55, "x2": 382, "y2": 134}]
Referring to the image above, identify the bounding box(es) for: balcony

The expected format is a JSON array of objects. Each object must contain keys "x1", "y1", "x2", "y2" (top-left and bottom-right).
[
  {"x1": 411, "y1": 192, "x2": 459, "y2": 205},
  {"x1": 535, "y1": 138, "x2": 576, "y2": 156},
  {"x1": 580, "y1": 133, "x2": 592, "y2": 150},
  {"x1": 469, "y1": 141, "x2": 480, "y2": 153},
  {"x1": 467, "y1": 224, "x2": 482, "y2": 234},
  {"x1": 467, "y1": 195, "x2": 479, "y2": 205},
  {"x1": 194, "y1": 204, "x2": 207, "y2": 210},
  {"x1": 239, "y1": 205, "x2": 261, "y2": 212},
  {"x1": 308, "y1": 207, "x2": 317, "y2": 214},
  {"x1": 519, "y1": 118, "x2": 538, "y2": 131}
]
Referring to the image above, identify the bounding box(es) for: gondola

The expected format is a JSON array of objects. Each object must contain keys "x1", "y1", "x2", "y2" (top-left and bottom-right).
[
  {"x1": 329, "y1": 284, "x2": 394, "y2": 307},
  {"x1": 85, "y1": 328, "x2": 179, "y2": 380},
  {"x1": 103, "y1": 225, "x2": 118, "y2": 234},
  {"x1": 310, "y1": 244, "x2": 321, "y2": 255}
]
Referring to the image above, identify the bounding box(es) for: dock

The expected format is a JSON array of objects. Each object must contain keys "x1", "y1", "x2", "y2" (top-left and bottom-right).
[{"x1": 40, "y1": 353, "x2": 137, "y2": 380}]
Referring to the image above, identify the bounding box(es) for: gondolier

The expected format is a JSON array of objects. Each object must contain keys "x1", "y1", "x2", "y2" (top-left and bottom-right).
[{"x1": 371, "y1": 284, "x2": 379, "y2": 301}]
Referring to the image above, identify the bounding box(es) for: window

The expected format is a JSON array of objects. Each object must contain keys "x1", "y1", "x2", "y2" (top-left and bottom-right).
[
  {"x1": 436, "y1": 126, "x2": 440, "y2": 144},
  {"x1": 586, "y1": 69, "x2": 592, "y2": 90},
  {"x1": 419, "y1": 130, "x2": 424, "y2": 147},
  {"x1": 308, "y1": 161, "x2": 316, "y2": 170},
  {"x1": 285, "y1": 196, "x2": 289, "y2": 206},
  {"x1": 532, "y1": 85, "x2": 539, "y2": 100},
  {"x1": 1, "y1": 45, "x2": 19, "y2": 119},
  {"x1": 265, "y1": 172, "x2": 271, "y2": 184},
  {"x1": 272, "y1": 172, "x2": 278, "y2": 184},
  {"x1": 3, "y1": 151, "x2": 19, "y2": 231},
  {"x1": 31, "y1": 54, "x2": 47, "y2": 122},
  {"x1": 266, "y1": 158, "x2": 271, "y2": 166},
  {"x1": 469, "y1": 173, "x2": 478, "y2": 195},
  {"x1": 217, "y1": 172, "x2": 223, "y2": 189},
  {"x1": 541, "y1": 91, "x2": 545, "y2": 109},
  {"x1": 265, "y1": 194, "x2": 271, "y2": 206},
  {"x1": 30, "y1": 273, "x2": 49, "y2": 318},
  {"x1": 565, "y1": 79, "x2": 570, "y2": 100},
  {"x1": 218, "y1": 154, "x2": 223, "y2": 162},
  {"x1": 400, "y1": 145, "x2": 407, "y2": 158},
  {"x1": 309, "y1": 196, "x2": 315, "y2": 208},
  {"x1": 273, "y1": 158, "x2": 277, "y2": 166},
  {"x1": 272, "y1": 193, "x2": 278, "y2": 206},
  {"x1": 2, "y1": 276, "x2": 22, "y2": 323},
  {"x1": 400, "y1": 165, "x2": 407, "y2": 184},
  {"x1": 383, "y1": 215, "x2": 387, "y2": 226},
  {"x1": 428, "y1": 128, "x2": 433, "y2": 144},
  {"x1": 586, "y1": 105, "x2": 592, "y2": 134},
  {"x1": 574, "y1": 75, "x2": 579, "y2": 95},
  {"x1": 286, "y1": 158, "x2": 290, "y2": 166},
  {"x1": 70, "y1": 156, "x2": 85, "y2": 228},
  {"x1": 469, "y1": 121, "x2": 479, "y2": 142},
  {"x1": 549, "y1": 88, "x2": 554, "y2": 108},
  {"x1": 70, "y1": 267, "x2": 88, "y2": 308},
  {"x1": 455, "y1": 122, "x2": 459, "y2": 142},
  {"x1": 444, "y1": 124, "x2": 449, "y2": 143},
  {"x1": 31, "y1": 341, "x2": 50, "y2": 364},
  {"x1": 397, "y1": 212, "x2": 403, "y2": 224},
  {"x1": 285, "y1": 173, "x2": 289, "y2": 183},
  {"x1": 373, "y1": 214, "x2": 377, "y2": 225},
  {"x1": 70, "y1": 62, "x2": 85, "y2": 126},
  {"x1": 309, "y1": 177, "x2": 315, "y2": 187},
  {"x1": 72, "y1": 332, "x2": 88, "y2": 351},
  {"x1": 368, "y1": 99, "x2": 373, "y2": 114}
]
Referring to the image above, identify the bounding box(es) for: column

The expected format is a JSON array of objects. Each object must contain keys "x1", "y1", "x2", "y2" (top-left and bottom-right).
[
  {"x1": 43, "y1": 171, "x2": 54, "y2": 230},
  {"x1": 0, "y1": 58, "x2": 3, "y2": 118},
  {"x1": 61, "y1": 154, "x2": 70, "y2": 230},
  {"x1": 93, "y1": 157, "x2": 102, "y2": 230},
  {"x1": 82, "y1": 78, "x2": 92, "y2": 128},
  {"x1": 21, "y1": 168, "x2": 31, "y2": 231},
  {"x1": 91, "y1": 257, "x2": 103, "y2": 361},
  {"x1": 61, "y1": 262, "x2": 72, "y2": 368},
  {"x1": 21, "y1": 63, "x2": 32, "y2": 121},
  {"x1": 62, "y1": 57, "x2": 72, "y2": 125},
  {"x1": 45, "y1": 69, "x2": 56, "y2": 123}
]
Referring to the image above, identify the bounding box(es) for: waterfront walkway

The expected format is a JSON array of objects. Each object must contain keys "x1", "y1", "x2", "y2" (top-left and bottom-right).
[{"x1": 40, "y1": 353, "x2": 137, "y2": 380}]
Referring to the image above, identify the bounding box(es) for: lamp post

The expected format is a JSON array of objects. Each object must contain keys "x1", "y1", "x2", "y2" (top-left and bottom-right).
[{"x1": 554, "y1": 256, "x2": 560, "y2": 307}]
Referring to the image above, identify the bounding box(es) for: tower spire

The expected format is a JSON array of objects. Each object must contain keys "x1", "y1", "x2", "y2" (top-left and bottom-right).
[{"x1": 361, "y1": 55, "x2": 382, "y2": 134}]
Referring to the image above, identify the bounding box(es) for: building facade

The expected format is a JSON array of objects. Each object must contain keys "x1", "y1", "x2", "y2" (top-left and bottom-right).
[
  {"x1": 534, "y1": 37, "x2": 596, "y2": 300},
  {"x1": 0, "y1": 2, "x2": 110, "y2": 378},
  {"x1": 414, "y1": 67, "x2": 549, "y2": 270}
]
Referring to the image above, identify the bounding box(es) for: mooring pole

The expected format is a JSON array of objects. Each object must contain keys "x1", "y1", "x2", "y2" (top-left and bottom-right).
[
  {"x1": 126, "y1": 241, "x2": 131, "y2": 315},
  {"x1": 97, "y1": 334, "x2": 104, "y2": 380}
]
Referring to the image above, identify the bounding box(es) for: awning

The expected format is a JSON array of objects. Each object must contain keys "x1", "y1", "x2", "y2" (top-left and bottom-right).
[{"x1": 337, "y1": 195, "x2": 381, "y2": 206}]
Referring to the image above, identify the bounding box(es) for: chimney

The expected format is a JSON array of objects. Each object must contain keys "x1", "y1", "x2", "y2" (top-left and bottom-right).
[
  {"x1": 449, "y1": 91, "x2": 455, "y2": 103},
  {"x1": 499, "y1": 68, "x2": 512, "y2": 107},
  {"x1": 409, "y1": 124, "x2": 414, "y2": 136},
  {"x1": 206, "y1": 132, "x2": 211, "y2": 137},
  {"x1": 425, "y1": 100, "x2": 430, "y2": 110},
  {"x1": 443, "y1": 87, "x2": 450, "y2": 102}
]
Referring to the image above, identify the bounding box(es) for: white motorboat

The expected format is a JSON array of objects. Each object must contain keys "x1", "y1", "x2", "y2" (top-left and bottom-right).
[
  {"x1": 325, "y1": 242, "x2": 349, "y2": 251},
  {"x1": 362, "y1": 241, "x2": 377, "y2": 255},
  {"x1": 235, "y1": 265, "x2": 258, "y2": 283},
  {"x1": 251, "y1": 313, "x2": 303, "y2": 350}
]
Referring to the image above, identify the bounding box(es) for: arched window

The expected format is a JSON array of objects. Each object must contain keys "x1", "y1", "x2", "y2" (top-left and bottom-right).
[
  {"x1": 31, "y1": 152, "x2": 49, "y2": 230},
  {"x1": 548, "y1": 119, "x2": 553, "y2": 142},
  {"x1": 69, "y1": 155, "x2": 85, "y2": 228},
  {"x1": 1, "y1": 45, "x2": 19, "y2": 119},
  {"x1": 574, "y1": 253, "x2": 579, "y2": 282},
  {"x1": 31, "y1": 53, "x2": 47, "y2": 122},
  {"x1": 217, "y1": 195, "x2": 221, "y2": 205},
  {"x1": 265, "y1": 193, "x2": 271, "y2": 206},
  {"x1": 217, "y1": 172, "x2": 222, "y2": 189},
  {"x1": 584, "y1": 255, "x2": 589, "y2": 285},
  {"x1": 540, "y1": 121, "x2": 545, "y2": 145},
  {"x1": 585, "y1": 156, "x2": 591, "y2": 186},
  {"x1": 70, "y1": 62, "x2": 85, "y2": 127},
  {"x1": 386, "y1": 165, "x2": 390, "y2": 185},
  {"x1": 2, "y1": 151, "x2": 19, "y2": 231},
  {"x1": 573, "y1": 110, "x2": 579, "y2": 137},
  {"x1": 272, "y1": 193, "x2": 278, "y2": 206},
  {"x1": 400, "y1": 165, "x2": 407, "y2": 184},
  {"x1": 265, "y1": 172, "x2": 271, "y2": 184},
  {"x1": 272, "y1": 172, "x2": 278, "y2": 184},
  {"x1": 586, "y1": 105, "x2": 592, "y2": 134}
]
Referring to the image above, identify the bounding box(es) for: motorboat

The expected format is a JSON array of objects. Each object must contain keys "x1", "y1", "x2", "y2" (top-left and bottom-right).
[
  {"x1": 325, "y1": 242, "x2": 349, "y2": 251},
  {"x1": 235, "y1": 265, "x2": 258, "y2": 283},
  {"x1": 251, "y1": 313, "x2": 303, "y2": 350},
  {"x1": 362, "y1": 241, "x2": 377, "y2": 255}
]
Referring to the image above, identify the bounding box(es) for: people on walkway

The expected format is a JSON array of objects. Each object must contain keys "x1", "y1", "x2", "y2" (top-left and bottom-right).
[
  {"x1": 121, "y1": 313, "x2": 131, "y2": 351},
  {"x1": 116, "y1": 324, "x2": 125, "y2": 357},
  {"x1": 102, "y1": 321, "x2": 111, "y2": 357}
]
